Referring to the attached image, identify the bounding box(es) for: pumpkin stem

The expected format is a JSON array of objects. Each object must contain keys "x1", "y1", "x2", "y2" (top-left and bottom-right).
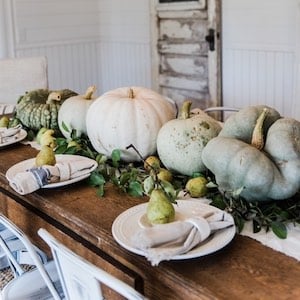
[
  {"x1": 179, "y1": 100, "x2": 192, "y2": 120},
  {"x1": 84, "y1": 85, "x2": 96, "y2": 100},
  {"x1": 251, "y1": 108, "x2": 268, "y2": 150},
  {"x1": 128, "y1": 88, "x2": 134, "y2": 99},
  {"x1": 46, "y1": 92, "x2": 61, "y2": 104}
]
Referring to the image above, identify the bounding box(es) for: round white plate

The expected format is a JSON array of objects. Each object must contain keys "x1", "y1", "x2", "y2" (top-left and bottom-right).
[
  {"x1": 6, "y1": 154, "x2": 98, "y2": 188},
  {"x1": 112, "y1": 200, "x2": 236, "y2": 260},
  {"x1": 0, "y1": 129, "x2": 27, "y2": 148}
]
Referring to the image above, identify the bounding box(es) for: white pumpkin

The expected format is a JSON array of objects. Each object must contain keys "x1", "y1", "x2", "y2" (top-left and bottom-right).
[
  {"x1": 58, "y1": 86, "x2": 96, "y2": 139},
  {"x1": 157, "y1": 100, "x2": 222, "y2": 176},
  {"x1": 86, "y1": 86, "x2": 176, "y2": 162}
]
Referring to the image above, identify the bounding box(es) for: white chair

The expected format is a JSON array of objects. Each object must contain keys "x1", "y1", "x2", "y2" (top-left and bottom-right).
[
  {"x1": 0, "y1": 56, "x2": 48, "y2": 106},
  {"x1": 38, "y1": 228, "x2": 147, "y2": 300},
  {"x1": 0, "y1": 215, "x2": 63, "y2": 300}
]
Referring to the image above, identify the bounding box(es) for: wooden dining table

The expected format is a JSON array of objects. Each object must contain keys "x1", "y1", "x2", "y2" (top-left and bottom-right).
[{"x1": 0, "y1": 143, "x2": 300, "y2": 299}]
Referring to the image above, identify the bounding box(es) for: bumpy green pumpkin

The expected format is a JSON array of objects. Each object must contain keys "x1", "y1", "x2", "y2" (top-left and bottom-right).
[
  {"x1": 157, "y1": 100, "x2": 222, "y2": 176},
  {"x1": 202, "y1": 105, "x2": 300, "y2": 201},
  {"x1": 16, "y1": 89, "x2": 78, "y2": 131}
]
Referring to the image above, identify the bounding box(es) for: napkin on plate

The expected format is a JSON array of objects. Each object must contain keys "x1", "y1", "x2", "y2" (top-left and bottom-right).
[
  {"x1": 131, "y1": 212, "x2": 234, "y2": 266},
  {"x1": 9, "y1": 160, "x2": 96, "y2": 195},
  {"x1": 0, "y1": 125, "x2": 22, "y2": 144}
]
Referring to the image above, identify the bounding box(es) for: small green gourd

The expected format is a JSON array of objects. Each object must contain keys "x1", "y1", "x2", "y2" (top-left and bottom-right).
[{"x1": 16, "y1": 89, "x2": 78, "y2": 132}]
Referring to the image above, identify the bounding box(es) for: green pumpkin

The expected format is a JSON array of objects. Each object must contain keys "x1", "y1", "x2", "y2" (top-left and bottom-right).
[
  {"x1": 156, "y1": 100, "x2": 222, "y2": 176},
  {"x1": 16, "y1": 89, "x2": 78, "y2": 131},
  {"x1": 202, "y1": 105, "x2": 300, "y2": 201}
]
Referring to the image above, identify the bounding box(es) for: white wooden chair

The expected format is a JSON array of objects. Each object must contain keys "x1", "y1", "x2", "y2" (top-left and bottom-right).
[
  {"x1": 0, "y1": 215, "x2": 63, "y2": 300},
  {"x1": 38, "y1": 228, "x2": 147, "y2": 300},
  {"x1": 0, "y1": 56, "x2": 48, "y2": 106}
]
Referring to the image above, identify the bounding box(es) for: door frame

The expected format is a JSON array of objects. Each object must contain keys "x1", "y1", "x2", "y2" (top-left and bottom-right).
[
  {"x1": 0, "y1": 0, "x2": 15, "y2": 58},
  {"x1": 207, "y1": 0, "x2": 222, "y2": 108}
]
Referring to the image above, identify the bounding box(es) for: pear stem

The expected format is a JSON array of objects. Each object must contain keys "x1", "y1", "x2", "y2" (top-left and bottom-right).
[{"x1": 251, "y1": 108, "x2": 268, "y2": 150}]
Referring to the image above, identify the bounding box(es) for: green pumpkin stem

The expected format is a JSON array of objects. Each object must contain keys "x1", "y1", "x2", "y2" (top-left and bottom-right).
[
  {"x1": 251, "y1": 108, "x2": 268, "y2": 150},
  {"x1": 46, "y1": 91, "x2": 61, "y2": 104},
  {"x1": 179, "y1": 100, "x2": 192, "y2": 119},
  {"x1": 84, "y1": 85, "x2": 96, "y2": 100}
]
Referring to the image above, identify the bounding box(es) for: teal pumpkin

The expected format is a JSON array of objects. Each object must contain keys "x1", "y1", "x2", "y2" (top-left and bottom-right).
[{"x1": 202, "y1": 105, "x2": 300, "y2": 201}]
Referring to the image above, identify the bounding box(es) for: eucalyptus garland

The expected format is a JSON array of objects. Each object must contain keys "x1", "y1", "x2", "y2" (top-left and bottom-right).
[{"x1": 54, "y1": 129, "x2": 300, "y2": 239}]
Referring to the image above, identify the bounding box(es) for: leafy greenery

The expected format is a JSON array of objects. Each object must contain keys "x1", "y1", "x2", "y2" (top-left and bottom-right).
[
  {"x1": 209, "y1": 189, "x2": 300, "y2": 239},
  {"x1": 51, "y1": 126, "x2": 300, "y2": 239}
]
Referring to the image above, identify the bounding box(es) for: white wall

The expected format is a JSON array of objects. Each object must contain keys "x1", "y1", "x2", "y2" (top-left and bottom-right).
[
  {"x1": 1, "y1": 0, "x2": 152, "y2": 96},
  {"x1": 222, "y1": 0, "x2": 300, "y2": 119}
]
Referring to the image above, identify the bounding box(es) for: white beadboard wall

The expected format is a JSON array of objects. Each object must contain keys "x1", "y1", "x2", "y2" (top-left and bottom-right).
[
  {"x1": 222, "y1": 48, "x2": 295, "y2": 117},
  {"x1": 222, "y1": 0, "x2": 300, "y2": 119},
  {"x1": 9, "y1": 0, "x2": 152, "y2": 95}
]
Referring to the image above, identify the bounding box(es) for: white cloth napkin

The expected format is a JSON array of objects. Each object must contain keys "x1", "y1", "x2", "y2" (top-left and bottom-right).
[
  {"x1": 0, "y1": 125, "x2": 22, "y2": 144},
  {"x1": 9, "y1": 160, "x2": 95, "y2": 195},
  {"x1": 132, "y1": 212, "x2": 234, "y2": 266},
  {"x1": 0, "y1": 104, "x2": 15, "y2": 115}
]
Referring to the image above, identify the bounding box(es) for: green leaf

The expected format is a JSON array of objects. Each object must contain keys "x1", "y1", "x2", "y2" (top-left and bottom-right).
[
  {"x1": 233, "y1": 216, "x2": 245, "y2": 233},
  {"x1": 120, "y1": 172, "x2": 131, "y2": 185},
  {"x1": 253, "y1": 219, "x2": 262, "y2": 233},
  {"x1": 65, "y1": 146, "x2": 78, "y2": 154},
  {"x1": 210, "y1": 194, "x2": 227, "y2": 210},
  {"x1": 61, "y1": 121, "x2": 70, "y2": 133},
  {"x1": 55, "y1": 144, "x2": 68, "y2": 154},
  {"x1": 128, "y1": 181, "x2": 144, "y2": 197},
  {"x1": 96, "y1": 185, "x2": 105, "y2": 197},
  {"x1": 55, "y1": 137, "x2": 67, "y2": 146},
  {"x1": 160, "y1": 180, "x2": 177, "y2": 203},
  {"x1": 111, "y1": 149, "x2": 121, "y2": 167},
  {"x1": 143, "y1": 176, "x2": 155, "y2": 195},
  {"x1": 271, "y1": 221, "x2": 287, "y2": 239},
  {"x1": 88, "y1": 172, "x2": 105, "y2": 187}
]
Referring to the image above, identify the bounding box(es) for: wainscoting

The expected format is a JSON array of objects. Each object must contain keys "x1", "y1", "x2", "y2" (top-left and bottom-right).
[{"x1": 1, "y1": 0, "x2": 152, "y2": 96}]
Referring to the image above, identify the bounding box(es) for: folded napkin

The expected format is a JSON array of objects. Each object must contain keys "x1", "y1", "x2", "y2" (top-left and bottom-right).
[
  {"x1": 0, "y1": 104, "x2": 15, "y2": 115},
  {"x1": 9, "y1": 160, "x2": 95, "y2": 195},
  {"x1": 132, "y1": 212, "x2": 234, "y2": 266},
  {"x1": 0, "y1": 125, "x2": 22, "y2": 144}
]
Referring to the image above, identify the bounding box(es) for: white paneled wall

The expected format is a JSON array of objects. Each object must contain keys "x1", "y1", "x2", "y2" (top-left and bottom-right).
[
  {"x1": 222, "y1": 0, "x2": 300, "y2": 119},
  {"x1": 222, "y1": 48, "x2": 295, "y2": 117},
  {"x1": 3, "y1": 0, "x2": 152, "y2": 95}
]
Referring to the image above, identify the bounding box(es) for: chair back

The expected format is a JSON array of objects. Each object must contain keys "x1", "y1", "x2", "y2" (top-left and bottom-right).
[
  {"x1": 0, "y1": 215, "x2": 61, "y2": 299},
  {"x1": 0, "y1": 56, "x2": 48, "y2": 105},
  {"x1": 38, "y1": 228, "x2": 146, "y2": 300}
]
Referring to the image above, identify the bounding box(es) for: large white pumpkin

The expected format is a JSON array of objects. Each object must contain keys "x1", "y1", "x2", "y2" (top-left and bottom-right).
[
  {"x1": 58, "y1": 86, "x2": 96, "y2": 139},
  {"x1": 86, "y1": 86, "x2": 176, "y2": 162}
]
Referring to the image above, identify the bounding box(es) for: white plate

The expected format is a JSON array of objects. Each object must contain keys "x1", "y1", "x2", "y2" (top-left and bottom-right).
[
  {"x1": 0, "y1": 129, "x2": 27, "y2": 148},
  {"x1": 6, "y1": 154, "x2": 98, "y2": 188},
  {"x1": 112, "y1": 200, "x2": 236, "y2": 260}
]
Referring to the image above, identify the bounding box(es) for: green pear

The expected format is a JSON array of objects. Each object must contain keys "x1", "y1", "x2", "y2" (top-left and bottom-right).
[
  {"x1": 36, "y1": 127, "x2": 48, "y2": 144},
  {"x1": 157, "y1": 168, "x2": 173, "y2": 183},
  {"x1": 40, "y1": 129, "x2": 57, "y2": 149},
  {"x1": 144, "y1": 155, "x2": 161, "y2": 172},
  {"x1": 0, "y1": 116, "x2": 9, "y2": 128},
  {"x1": 146, "y1": 189, "x2": 175, "y2": 225},
  {"x1": 35, "y1": 145, "x2": 56, "y2": 167},
  {"x1": 185, "y1": 177, "x2": 208, "y2": 198}
]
